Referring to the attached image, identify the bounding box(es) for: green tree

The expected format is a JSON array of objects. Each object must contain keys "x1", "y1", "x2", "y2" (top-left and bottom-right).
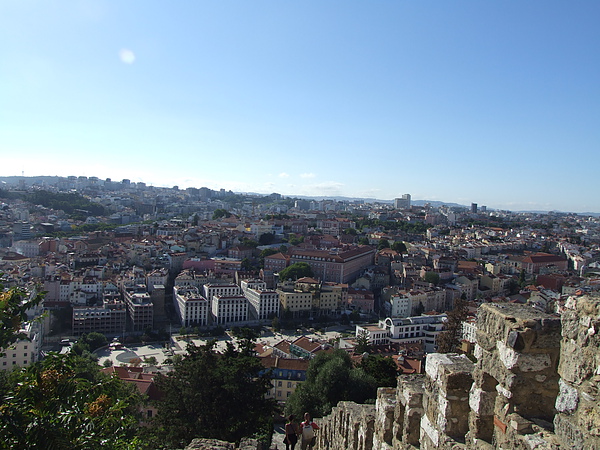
[
  {"x1": 0, "y1": 353, "x2": 141, "y2": 449},
  {"x1": 258, "y1": 232, "x2": 275, "y2": 245},
  {"x1": 212, "y1": 209, "x2": 229, "y2": 220},
  {"x1": 288, "y1": 234, "x2": 304, "y2": 245},
  {"x1": 259, "y1": 248, "x2": 278, "y2": 268},
  {"x1": 278, "y1": 262, "x2": 314, "y2": 281},
  {"x1": 241, "y1": 257, "x2": 254, "y2": 271},
  {"x1": 358, "y1": 237, "x2": 370, "y2": 245},
  {"x1": 377, "y1": 239, "x2": 390, "y2": 250},
  {"x1": 436, "y1": 296, "x2": 469, "y2": 353},
  {"x1": 391, "y1": 241, "x2": 407, "y2": 253},
  {"x1": 355, "y1": 328, "x2": 371, "y2": 354},
  {"x1": 423, "y1": 272, "x2": 440, "y2": 286},
  {"x1": 285, "y1": 350, "x2": 377, "y2": 418},
  {"x1": 358, "y1": 354, "x2": 398, "y2": 388},
  {"x1": 0, "y1": 283, "x2": 43, "y2": 351},
  {"x1": 84, "y1": 332, "x2": 108, "y2": 351},
  {"x1": 145, "y1": 339, "x2": 276, "y2": 448}
]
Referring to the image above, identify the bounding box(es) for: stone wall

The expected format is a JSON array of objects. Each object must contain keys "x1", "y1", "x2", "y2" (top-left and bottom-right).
[
  {"x1": 554, "y1": 295, "x2": 600, "y2": 449},
  {"x1": 314, "y1": 295, "x2": 599, "y2": 450}
]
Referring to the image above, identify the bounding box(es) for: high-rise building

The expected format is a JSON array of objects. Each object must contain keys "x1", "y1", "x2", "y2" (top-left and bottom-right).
[
  {"x1": 471, "y1": 203, "x2": 478, "y2": 213},
  {"x1": 394, "y1": 194, "x2": 411, "y2": 210}
]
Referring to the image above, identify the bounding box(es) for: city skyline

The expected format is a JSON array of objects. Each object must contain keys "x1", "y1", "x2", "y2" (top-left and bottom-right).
[{"x1": 1, "y1": 1, "x2": 599, "y2": 213}]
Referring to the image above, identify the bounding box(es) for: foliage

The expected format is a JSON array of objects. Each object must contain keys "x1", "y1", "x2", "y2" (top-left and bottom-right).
[
  {"x1": 278, "y1": 262, "x2": 314, "y2": 281},
  {"x1": 358, "y1": 355, "x2": 398, "y2": 388},
  {"x1": 377, "y1": 239, "x2": 390, "y2": 250},
  {"x1": 212, "y1": 209, "x2": 229, "y2": 220},
  {"x1": 436, "y1": 296, "x2": 469, "y2": 353},
  {"x1": 258, "y1": 232, "x2": 275, "y2": 245},
  {"x1": 0, "y1": 353, "x2": 142, "y2": 449},
  {"x1": 423, "y1": 272, "x2": 440, "y2": 286},
  {"x1": 391, "y1": 241, "x2": 407, "y2": 253},
  {"x1": 71, "y1": 332, "x2": 108, "y2": 356},
  {"x1": 0, "y1": 283, "x2": 43, "y2": 352},
  {"x1": 22, "y1": 190, "x2": 106, "y2": 219},
  {"x1": 287, "y1": 234, "x2": 304, "y2": 245},
  {"x1": 354, "y1": 217, "x2": 431, "y2": 234},
  {"x1": 241, "y1": 257, "x2": 254, "y2": 271},
  {"x1": 240, "y1": 238, "x2": 259, "y2": 248},
  {"x1": 358, "y1": 237, "x2": 370, "y2": 245},
  {"x1": 143, "y1": 339, "x2": 276, "y2": 448},
  {"x1": 285, "y1": 350, "x2": 377, "y2": 418},
  {"x1": 355, "y1": 329, "x2": 371, "y2": 354}
]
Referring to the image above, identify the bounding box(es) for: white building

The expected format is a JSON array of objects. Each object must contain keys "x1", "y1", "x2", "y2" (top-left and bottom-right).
[
  {"x1": 241, "y1": 279, "x2": 280, "y2": 321},
  {"x1": 0, "y1": 322, "x2": 41, "y2": 370},
  {"x1": 203, "y1": 283, "x2": 242, "y2": 300},
  {"x1": 211, "y1": 295, "x2": 248, "y2": 325},
  {"x1": 388, "y1": 295, "x2": 411, "y2": 318},
  {"x1": 173, "y1": 286, "x2": 209, "y2": 327}
]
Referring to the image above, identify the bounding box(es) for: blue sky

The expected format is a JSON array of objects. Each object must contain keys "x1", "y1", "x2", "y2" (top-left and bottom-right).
[{"x1": 1, "y1": 1, "x2": 599, "y2": 212}]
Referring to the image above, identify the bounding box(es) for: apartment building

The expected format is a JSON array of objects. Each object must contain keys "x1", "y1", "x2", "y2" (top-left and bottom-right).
[
  {"x1": 0, "y1": 322, "x2": 40, "y2": 370},
  {"x1": 241, "y1": 279, "x2": 280, "y2": 321},
  {"x1": 211, "y1": 295, "x2": 248, "y2": 325},
  {"x1": 72, "y1": 302, "x2": 127, "y2": 336},
  {"x1": 123, "y1": 285, "x2": 154, "y2": 332},
  {"x1": 288, "y1": 246, "x2": 375, "y2": 284},
  {"x1": 173, "y1": 285, "x2": 209, "y2": 327}
]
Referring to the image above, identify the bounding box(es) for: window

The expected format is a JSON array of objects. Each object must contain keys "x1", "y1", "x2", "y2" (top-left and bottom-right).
[
  {"x1": 278, "y1": 381, "x2": 282, "y2": 387},
  {"x1": 147, "y1": 410, "x2": 153, "y2": 418},
  {"x1": 287, "y1": 381, "x2": 292, "y2": 388}
]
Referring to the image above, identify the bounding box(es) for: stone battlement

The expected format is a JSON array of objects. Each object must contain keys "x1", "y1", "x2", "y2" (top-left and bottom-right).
[{"x1": 315, "y1": 295, "x2": 600, "y2": 449}]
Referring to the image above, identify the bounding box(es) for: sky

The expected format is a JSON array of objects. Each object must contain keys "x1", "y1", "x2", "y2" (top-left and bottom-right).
[{"x1": 1, "y1": 1, "x2": 599, "y2": 213}]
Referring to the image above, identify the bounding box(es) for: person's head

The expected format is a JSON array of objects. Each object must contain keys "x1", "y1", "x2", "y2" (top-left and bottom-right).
[
  {"x1": 288, "y1": 414, "x2": 295, "y2": 423},
  {"x1": 304, "y1": 412, "x2": 311, "y2": 421}
]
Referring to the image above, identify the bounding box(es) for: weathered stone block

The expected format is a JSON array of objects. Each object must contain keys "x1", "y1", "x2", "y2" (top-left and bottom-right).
[
  {"x1": 554, "y1": 414, "x2": 585, "y2": 449},
  {"x1": 555, "y1": 379, "x2": 579, "y2": 413}
]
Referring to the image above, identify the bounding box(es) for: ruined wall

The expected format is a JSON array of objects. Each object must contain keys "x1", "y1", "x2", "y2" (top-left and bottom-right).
[
  {"x1": 314, "y1": 295, "x2": 599, "y2": 450},
  {"x1": 554, "y1": 295, "x2": 600, "y2": 449}
]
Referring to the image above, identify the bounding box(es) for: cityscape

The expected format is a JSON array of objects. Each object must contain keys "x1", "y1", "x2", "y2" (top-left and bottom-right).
[
  {"x1": 2, "y1": 1, "x2": 599, "y2": 449},
  {"x1": 0, "y1": 174, "x2": 599, "y2": 448}
]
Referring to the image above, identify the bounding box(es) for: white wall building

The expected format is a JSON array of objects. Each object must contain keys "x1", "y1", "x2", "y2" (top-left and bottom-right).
[
  {"x1": 173, "y1": 286, "x2": 209, "y2": 327},
  {"x1": 0, "y1": 322, "x2": 41, "y2": 370},
  {"x1": 211, "y1": 295, "x2": 248, "y2": 325}
]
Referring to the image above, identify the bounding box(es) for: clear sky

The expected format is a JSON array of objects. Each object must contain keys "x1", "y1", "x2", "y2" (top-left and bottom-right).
[{"x1": 1, "y1": 1, "x2": 599, "y2": 213}]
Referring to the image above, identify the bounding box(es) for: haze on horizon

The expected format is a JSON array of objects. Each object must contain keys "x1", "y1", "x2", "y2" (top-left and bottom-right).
[{"x1": 1, "y1": 1, "x2": 599, "y2": 213}]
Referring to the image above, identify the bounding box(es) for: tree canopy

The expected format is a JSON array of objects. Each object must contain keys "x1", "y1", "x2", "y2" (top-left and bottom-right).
[
  {"x1": 358, "y1": 354, "x2": 398, "y2": 388},
  {"x1": 278, "y1": 262, "x2": 314, "y2": 281},
  {"x1": 258, "y1": 232, "x2": 275, "y2": 245},
  {"x1": 0, "y1": 353, "x2": 141, "y2": 449},
  {"x1": 391, "y1": 241, "x2": 407, "y2": 253},
  {"x1": 436, "y1": 296, "x2": 469, "y2": 353},
  {"x1": 212, "y1": 209, "x2": 229, "y2": 220},
  {"x1": 285, "y1": 350, "x2": 377, "y2": 418},
  {"x1": 144, "y1": 338, "x2": 276, "y2": 448},
  {"x1": 0, "y1": 282, "x2": 43, "y2": 351}
]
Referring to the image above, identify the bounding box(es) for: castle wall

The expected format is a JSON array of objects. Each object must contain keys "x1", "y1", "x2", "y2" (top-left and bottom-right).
[{"x1": 314, "y1": 295, "x2": 600, "y2": 450}]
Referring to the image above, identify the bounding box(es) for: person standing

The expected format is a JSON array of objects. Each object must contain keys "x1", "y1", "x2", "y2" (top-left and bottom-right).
[
  {"x1": 300, "y1": 412, "x2": 319, "y2": 450},
  {"x1": 284, "y1": 414, "x2": 299, "y2": 450}
]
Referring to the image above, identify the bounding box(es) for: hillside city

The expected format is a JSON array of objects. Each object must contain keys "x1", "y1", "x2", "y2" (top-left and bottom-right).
[{"x1": 1, "y1": 175, "x2": 599, "y2": 449}]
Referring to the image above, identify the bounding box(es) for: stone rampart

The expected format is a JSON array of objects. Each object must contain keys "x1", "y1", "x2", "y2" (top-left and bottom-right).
[{"x1": 314, "y1": 295, "x2": 599, "y2": 450}]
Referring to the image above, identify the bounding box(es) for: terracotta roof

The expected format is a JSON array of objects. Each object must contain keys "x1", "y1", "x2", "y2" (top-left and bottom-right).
[{"x1": 292, "y1": 336, "x2": 321, "y2": 353}]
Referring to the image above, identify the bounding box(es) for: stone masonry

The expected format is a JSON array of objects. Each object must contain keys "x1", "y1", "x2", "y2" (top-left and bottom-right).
[{"x1": 314, "y1": 294, "x2": 600, "y2": 450}]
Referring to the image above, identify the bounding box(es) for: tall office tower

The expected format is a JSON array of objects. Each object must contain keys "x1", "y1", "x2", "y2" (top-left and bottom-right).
[
  {"x1": 471, "y1": 203, "x2": 478, "y2": 213},
  {"x1": 394, "y1": 194, "x2": 411, "y2": 209}
]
